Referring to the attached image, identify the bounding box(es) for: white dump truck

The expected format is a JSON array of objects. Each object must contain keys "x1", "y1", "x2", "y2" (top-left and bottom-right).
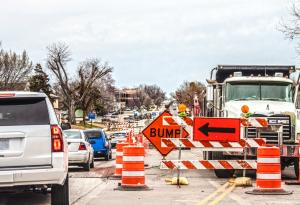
[{"x1": 205, "y1": 65, "x2": 300, "y2": 178}]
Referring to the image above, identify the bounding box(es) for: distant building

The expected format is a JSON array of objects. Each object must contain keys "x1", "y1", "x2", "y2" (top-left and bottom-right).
[{"x1": 115, "y1": 88, "x2": 139, "y2": 109}]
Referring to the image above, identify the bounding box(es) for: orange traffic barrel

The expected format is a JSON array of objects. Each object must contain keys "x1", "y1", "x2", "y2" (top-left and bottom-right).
[
  {"x1": 246, "y1": 146, "x2": 292, "y2": 195},
  {"x1": 121, "y1": 145, "x2": 147, "y2": 189},
  {"x1": 114, "y1": 142, "x2": 129, "y2": 178}
]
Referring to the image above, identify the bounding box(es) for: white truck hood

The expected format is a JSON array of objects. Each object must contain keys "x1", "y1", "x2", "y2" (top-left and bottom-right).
[{"x1": 224, "y1": 101, "x2": 296, "y2": 117}]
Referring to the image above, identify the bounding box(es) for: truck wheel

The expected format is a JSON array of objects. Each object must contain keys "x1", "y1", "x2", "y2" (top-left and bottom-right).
[
  {"x1": 214, "y1": 170, "x2": 235, "y2": 178},
  {"x1": 211, "y1": 152, "x2": 235, "y2": 178},
  {"x1": 294, "y1": 158, "x2": 299, "y2": 179},
  {"x1": 51, "y1": 176, "x2": 69, "y2": 205}
]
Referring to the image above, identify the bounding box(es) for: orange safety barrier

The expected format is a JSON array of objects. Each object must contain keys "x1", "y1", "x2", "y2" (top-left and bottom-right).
[
  {"x1": 246, "y1": 146, "x2": 292, "y2": 195},
  {"x1": 114, "y1": 142, "x2": 129, "y2": 178},
  {"x1": 121, "y1": 145, "x2": 146, "y2": 189}
]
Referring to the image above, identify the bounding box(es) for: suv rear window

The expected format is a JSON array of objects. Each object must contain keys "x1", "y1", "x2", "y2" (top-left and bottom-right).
[
  {"x1": 0, "y1": 97, "x2": 50, "y2": 126},
  {"x1": 84, "y1": 131, "x2": 103, "y2": 139}
]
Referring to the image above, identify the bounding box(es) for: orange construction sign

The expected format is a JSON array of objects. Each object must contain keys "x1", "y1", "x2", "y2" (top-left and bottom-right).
[{"x1": 142, "y1": 111, "x2": 189, "y2": 156}]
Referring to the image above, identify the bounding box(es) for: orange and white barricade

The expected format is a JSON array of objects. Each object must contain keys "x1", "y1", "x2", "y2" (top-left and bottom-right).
[
  {"x1": 121, "y1": 145, "x2": 149, "y2": 190},
  {"x1": 113, "y1": 142, "x2": 129, "y2": 178},
  {"x1": 161, "y1": 138, "x2": 265, "y2": 149},
  {"x1": 162, "y1": 115, "x2": 193, "y2": 137},
  {"x1": 161, "y1": 159, "x2": 256, "y2": 170},
  {"x1": 246, "y1": 146, "x2": 292, "y2": 195}
]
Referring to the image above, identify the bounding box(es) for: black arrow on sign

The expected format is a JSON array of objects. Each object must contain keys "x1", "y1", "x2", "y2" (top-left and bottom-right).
[{"x1": 198, "y1": 123, "x2": 236, "y2": 136}]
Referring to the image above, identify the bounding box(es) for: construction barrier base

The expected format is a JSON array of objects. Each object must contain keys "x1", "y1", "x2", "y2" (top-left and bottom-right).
[
  {"x1": 285, "y1": 181, "x2": 300, "y2": 185},
  {"x1": 114, "y1": 184, "x2": 152, "y2": 191},
  {"x1": 245, "y1": 189, "x2": 293, "y2": 195}
]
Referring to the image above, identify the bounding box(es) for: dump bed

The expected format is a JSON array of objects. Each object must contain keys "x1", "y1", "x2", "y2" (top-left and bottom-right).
[{"x1": 213, "y1": 65, "x2": 295, "y2": 83}]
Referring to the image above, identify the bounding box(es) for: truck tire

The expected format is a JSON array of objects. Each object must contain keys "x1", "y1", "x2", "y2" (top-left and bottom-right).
[
  {"x1": 211, "y1": 152, "x2": 235, "y2": 178},
  {"x1": 294, "y1": 158, "x2": 299, "y2": 179},
  {"x1": 51, "y1": 176, "x2": 69, "y2": 205}
]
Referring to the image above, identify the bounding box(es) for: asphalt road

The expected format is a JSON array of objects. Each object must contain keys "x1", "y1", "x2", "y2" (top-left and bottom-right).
[{"x1": 1, "y1": 149, "x2": 300, "y2": 205}]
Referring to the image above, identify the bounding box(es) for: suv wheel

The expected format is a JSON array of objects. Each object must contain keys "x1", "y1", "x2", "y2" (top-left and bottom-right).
[
  {"x1": 109, "y1": 151, "x2": 112, "y2": 160},
  {"x1": 104, "y1": 153, "x2": 110, "y2": 161},
  {"x1": 51, "y1": 175, "x2": 69, "y2": 205},
  {"x1": 83, "y1": 162, "x2": 91, "y2": 171}
]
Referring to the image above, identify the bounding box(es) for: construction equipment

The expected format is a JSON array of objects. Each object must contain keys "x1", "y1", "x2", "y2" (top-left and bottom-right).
[{"x1": 205, "y1": 65, "x2": 300, "y2": 178}]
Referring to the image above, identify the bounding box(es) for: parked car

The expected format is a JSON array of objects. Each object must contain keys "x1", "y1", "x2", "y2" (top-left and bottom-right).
[
  {"x1": 0, "y1": 92, "x2": 69, "y2": 205},
  {"x1": 110, "y1": 131, "x2": 127, "y2": 148},
  {"x1": 84, "y1": 129, "x2": 112, "y2": 160},
  {"x1": 63, "y1": 129, "x2": 94, "y2": 171}
]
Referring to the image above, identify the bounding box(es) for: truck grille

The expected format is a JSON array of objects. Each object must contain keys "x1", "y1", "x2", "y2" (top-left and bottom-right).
[{"x1": 246, "y1": 116, "x2": 291, "y2": 144}]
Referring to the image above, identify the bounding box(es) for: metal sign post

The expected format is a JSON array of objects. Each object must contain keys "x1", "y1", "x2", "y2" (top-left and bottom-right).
[{"x1": 177, "y1": 123, "x2": 184, "y2": 187}]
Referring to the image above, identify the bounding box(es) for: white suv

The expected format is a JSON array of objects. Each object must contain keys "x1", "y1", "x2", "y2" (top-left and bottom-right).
[{"x1": 0, "y1": 92, "x2": 69, "y2": 205}]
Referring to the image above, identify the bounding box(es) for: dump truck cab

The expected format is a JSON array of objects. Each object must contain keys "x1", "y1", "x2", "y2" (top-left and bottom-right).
[{"x1": 206, "y1": 65, "x2": 300, "y2": 178}]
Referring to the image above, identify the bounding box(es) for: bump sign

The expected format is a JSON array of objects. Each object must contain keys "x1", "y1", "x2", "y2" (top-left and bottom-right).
[{"x1": 142, "y1": 111, "x2": 189, "y2": 156}]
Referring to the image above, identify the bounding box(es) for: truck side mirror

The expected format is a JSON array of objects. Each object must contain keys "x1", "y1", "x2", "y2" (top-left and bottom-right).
[{"x1": 206, "y1": 85, "x2": 213, "y2": 101}]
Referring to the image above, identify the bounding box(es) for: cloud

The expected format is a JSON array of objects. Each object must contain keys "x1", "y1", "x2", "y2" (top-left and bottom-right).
[{"x1": 0, "y1": 0, "x2": 297, "y2": 93}]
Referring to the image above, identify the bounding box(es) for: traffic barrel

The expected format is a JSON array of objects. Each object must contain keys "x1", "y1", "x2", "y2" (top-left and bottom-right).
[
  {"x1": 113, "y1": 142, "x2": 129, "y2": 178},
  {"x1": 121, "y1": 145, "x2": 149, "y2": 190},
  {"x1": 246, "y1": 146, "x2": 292, "y2": 195}
]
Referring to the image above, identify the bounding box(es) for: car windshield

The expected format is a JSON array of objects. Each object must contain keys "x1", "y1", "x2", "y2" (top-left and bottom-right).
[
  {"x1": 64, "y1": 131, "x2": 82, "y2": 139},
  {"x1": 226, "y1": 82, "x2": 293, "y2": 102},
  {"x1": 84, "y1": 131, "x2": 103, "y2": 139}
]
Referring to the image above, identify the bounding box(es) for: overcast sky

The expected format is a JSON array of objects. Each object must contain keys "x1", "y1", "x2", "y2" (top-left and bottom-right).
[{"x1": 0, "y1": 0, "x2": 298, "y2": 94}]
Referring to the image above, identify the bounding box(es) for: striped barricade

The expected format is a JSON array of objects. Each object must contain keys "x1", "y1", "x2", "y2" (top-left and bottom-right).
[
  {"x1": 160, "y1": 160, "x2": 257, "y2": 170},
  {"x1": 241, "y1": 117, "x2": 268, "y2": 127},
  {"x1": 161, "y1": 138, "x2": 266, "y2": 149},
  {"x1": 162, "y1": 116, "x2": 193, "y2": 137}
]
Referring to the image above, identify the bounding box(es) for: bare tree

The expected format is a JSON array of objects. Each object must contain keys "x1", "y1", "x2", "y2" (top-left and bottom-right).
[
  {"x1": 171, "y1": 81, "x2": 205, "y2": 111},
  {"x1": 75, "y1": 59, "x2": 113, "y2": 124},
  {"x1": 280, "y1": 1, "x2": 300, "y2": 54},
  {"x1": 143, "y1": 85, "x2": 166, "y2": 107},
  {"x1": 0, "y1": 45, "x2": 32, "y2": 90},
  {"x1": 132, "y1": 84, "x2": 166, "y2": 110},
  {"x1": 46, "y1": 42, "x2": 76, "y2": 122},
  {"x1": 93, "y1": 74, "x2": 116, "y2": 115}
]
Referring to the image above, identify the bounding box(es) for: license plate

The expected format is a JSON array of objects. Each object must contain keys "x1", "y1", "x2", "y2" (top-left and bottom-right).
[{"x1": 0, "y1": 139, "x2": 9, "y2": 150}]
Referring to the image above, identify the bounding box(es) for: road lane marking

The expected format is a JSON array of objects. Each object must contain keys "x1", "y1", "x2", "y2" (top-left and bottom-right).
[
  {"x1": 196, "y1": 182, "x2": 230, "y2": 205},
  {"x1": 209, "y1": 180, "x2": 251, "y2": 205}
]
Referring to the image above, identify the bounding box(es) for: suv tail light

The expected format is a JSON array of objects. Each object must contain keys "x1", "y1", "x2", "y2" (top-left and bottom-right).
[
  {"x1": 79, "y1": 143, "x2": 87, "y2": 150},
  {"x1": 105, "y1": 141, "x2": 109, "y2": 148},
  {"x1": 51, "y1": 125, "x2": 64, "y2": 152}
]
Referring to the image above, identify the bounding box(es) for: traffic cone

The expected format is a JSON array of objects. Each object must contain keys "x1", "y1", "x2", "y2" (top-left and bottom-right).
[
  {"x1": 246, "y1": 146, "x2": 292, "y2": 195},
  {"x1": 286, "y1": 142, "x2": 300, "y2": 185}
]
